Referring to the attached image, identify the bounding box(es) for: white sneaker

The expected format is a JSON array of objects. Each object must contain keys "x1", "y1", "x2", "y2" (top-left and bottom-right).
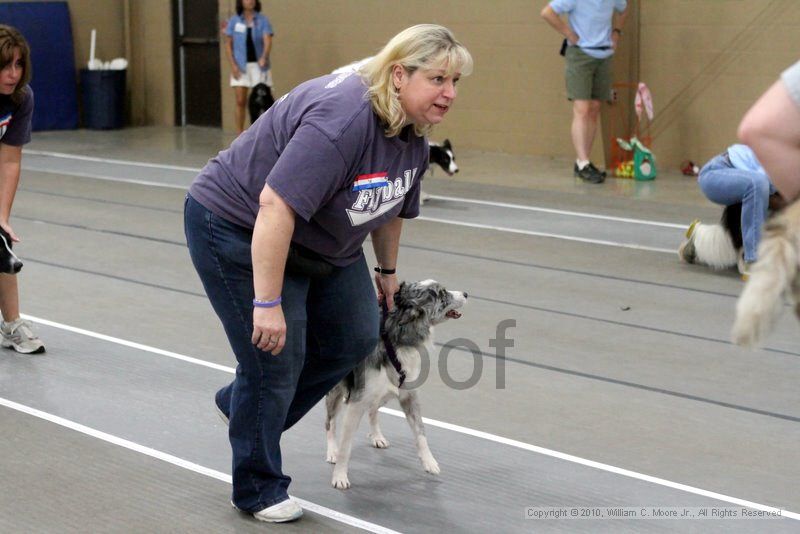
[
  {"x1": 1, "y1": 318, "x2": 45, "y2": 354},
  {"x1": 253, "y1": 498, "x2": 303, "y2": 523}
]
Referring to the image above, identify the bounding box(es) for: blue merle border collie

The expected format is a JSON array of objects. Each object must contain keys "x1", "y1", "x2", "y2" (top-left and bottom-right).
[{"x1": 324, "y1": 279, "x2": 467, "y2": 490}]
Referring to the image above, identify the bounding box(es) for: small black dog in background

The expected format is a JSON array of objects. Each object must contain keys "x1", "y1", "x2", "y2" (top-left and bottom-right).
[
  {"x1": 429, "y1": 139, "x2": 458, "y2": 176},
  {"x1": 420, "y1": 139, "x2": 459, "y2": 205},
  {"x1": 0, "y1": 227, "x2": 22, "y2": 274},
  {"x1": 248, "y1": 83, "x2": 275, "y2": 123}
]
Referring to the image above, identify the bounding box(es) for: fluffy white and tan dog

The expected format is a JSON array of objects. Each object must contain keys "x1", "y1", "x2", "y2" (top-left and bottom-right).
[
  {"x1": 732, "y1": 199, "x2": 800, "y2": 347},
  {"x1": 324, "y1": 280, "x2": 467, "y2": 490}
]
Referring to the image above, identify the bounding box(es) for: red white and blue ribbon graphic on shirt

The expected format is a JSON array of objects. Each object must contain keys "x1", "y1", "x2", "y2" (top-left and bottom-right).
[
  {"x1": 352, "y1": 172, "x2": 388, "y2": 191},
  {"x1": 0, "y1": 113, "x2": 11, "y2": 140}
]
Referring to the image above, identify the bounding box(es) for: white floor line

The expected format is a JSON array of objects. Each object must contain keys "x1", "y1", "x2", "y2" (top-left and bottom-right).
[
  {"x1": 379, "y1": 408, "x2": 797, "y2": 520},
  {"x1": 25, "y1": 150, "x2": 687, "y2": 230},
  {"x1": 427, "y1": 194, "x2": 686, "y2": 229},
  {"x1": 21, "y1": 313, "x2": 799, "y2": 521},
  {"x1": 22, "y1": 165, "x2": 677, "y2": 253},
  {"x1": 22, "y1": 165, "x2": 188, "y2": 190},
  {"x1": 416, "y1": 216, "x2": 676, "y2": 254},
  {"x1": 0, "y1": 397, "x2": 399, "y2": 534},
  {"x1": 24, "y1": 314, "x2": 234, "y2": 374},
  {"x1": 25, "y1": 149, "x2": 202, "y2": 172}
]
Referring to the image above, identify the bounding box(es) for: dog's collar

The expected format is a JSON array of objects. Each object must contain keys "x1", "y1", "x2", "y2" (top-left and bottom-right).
[{"x1": 380, "y1": 302, "x2": 406, "y2": 388}]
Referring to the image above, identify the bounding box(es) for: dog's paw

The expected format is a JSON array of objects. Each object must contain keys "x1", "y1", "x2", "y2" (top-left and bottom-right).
[
  {"x1": 369, "y1": 434, "x2": 390, "y2": 449},
  {"x1": 331, "y1": 471, "x2": 351, "y2": 490},
  {"x1": 731, "y1": 321, "x2": 760, "y2": 348},
  {"x1": 422, "y1": 456, "x2": 440, "y2": 475},
  {"x1": 325, "y1": 449, "x2": 338, "y2": 464}
]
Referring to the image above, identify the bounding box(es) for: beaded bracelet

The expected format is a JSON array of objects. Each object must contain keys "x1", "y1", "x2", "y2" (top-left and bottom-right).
[
  {"x1": 374, "y1": 266, "x2": 396, "y2": 275},
  {"x1": 253, "y1": 296, "x2": 282, "y2": 308}
]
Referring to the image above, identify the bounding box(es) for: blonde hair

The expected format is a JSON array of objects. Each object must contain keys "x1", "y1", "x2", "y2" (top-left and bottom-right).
[
  {"x1": 360, "y1": 24, "x2": 472, "y2": 138},
  {"x1": 0, "y1": 25, "x2": 32, "y2": 106}
]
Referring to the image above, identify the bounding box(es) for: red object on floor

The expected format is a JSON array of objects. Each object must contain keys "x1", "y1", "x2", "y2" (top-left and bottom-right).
[{"x1": 681, "y1": 160, "x2": 698, "y2": 176}]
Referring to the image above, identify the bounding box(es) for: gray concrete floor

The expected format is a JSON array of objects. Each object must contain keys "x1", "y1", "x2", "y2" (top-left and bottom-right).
[{"x1": 0, "y1": 126, "x2": 798, "y2": 532}]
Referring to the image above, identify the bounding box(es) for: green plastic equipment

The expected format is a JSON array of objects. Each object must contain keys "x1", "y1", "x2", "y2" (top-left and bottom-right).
[{"x1": 617, "y1": 136, "x2": 657, "y2": 181}]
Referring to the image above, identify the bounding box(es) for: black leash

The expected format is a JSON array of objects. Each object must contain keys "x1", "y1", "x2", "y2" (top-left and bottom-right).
[{"x1": 380, "y1": 301, "x2": 406, "y2": 388}]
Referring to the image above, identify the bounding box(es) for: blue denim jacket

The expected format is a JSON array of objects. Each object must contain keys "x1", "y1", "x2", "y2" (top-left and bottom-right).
[{"x1": 225, "y1": 13, "x2": 273, "y2": 71}]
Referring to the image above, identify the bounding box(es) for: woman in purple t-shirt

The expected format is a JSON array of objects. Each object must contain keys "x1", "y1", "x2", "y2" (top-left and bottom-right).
[
  {"x1": 0, "y1": 25, "x2": 45, "y2": 354},
  {"x1": 184, "y1": 24, "x2": 472, "y2": 523}
]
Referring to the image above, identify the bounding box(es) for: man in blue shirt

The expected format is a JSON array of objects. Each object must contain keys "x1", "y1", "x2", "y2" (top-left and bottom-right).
[{"x1": 542, "y1": 0, "x2": 628, "y2": 184}]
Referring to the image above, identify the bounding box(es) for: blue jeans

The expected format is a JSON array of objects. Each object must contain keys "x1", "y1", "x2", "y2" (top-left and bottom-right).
[
  {"x1": 184, "y1": 194, "x2": 379, "y2": 512},
  {"x1": 698, "y1": 153, "x2": 774, "y2": 262}
]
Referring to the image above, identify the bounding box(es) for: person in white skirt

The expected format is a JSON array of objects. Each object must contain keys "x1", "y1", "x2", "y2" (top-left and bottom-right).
[{"x1": 224, "y1": 0, "x2": 274, "y2": 133}]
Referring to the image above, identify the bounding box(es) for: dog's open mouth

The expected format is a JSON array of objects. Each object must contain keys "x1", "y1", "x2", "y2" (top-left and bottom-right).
[{"x1": 446, "y1": 309, "x2": 462, "y2": 319}]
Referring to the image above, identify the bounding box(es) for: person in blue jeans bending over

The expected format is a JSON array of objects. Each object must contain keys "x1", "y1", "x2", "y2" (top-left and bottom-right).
[
  {"x1": 678, "y1": 144, "x2": 785, "y2": 278},
  {"x1": 184, "y1": 24, "x2": 472, "y2": 523}
]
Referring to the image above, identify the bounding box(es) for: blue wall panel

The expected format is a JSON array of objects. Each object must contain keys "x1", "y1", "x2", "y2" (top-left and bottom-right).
[{"x1": 0, "y1": 2, "x2": 79, "y2": 130}]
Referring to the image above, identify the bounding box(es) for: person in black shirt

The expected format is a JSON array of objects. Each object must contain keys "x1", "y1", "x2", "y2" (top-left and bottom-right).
[{"x1": 0, "y1": 25, "x2": 45, "y2": 354}]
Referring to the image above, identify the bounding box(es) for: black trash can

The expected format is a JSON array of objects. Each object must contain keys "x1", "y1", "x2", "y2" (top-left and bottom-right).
[{"x1": 80, "y1": 69, "x2": 126, "y2": 129}]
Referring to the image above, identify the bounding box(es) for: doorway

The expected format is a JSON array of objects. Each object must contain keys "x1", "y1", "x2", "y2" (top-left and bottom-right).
[{"x1": 172, "y1": 0, "x2": 221, "y2": 127}]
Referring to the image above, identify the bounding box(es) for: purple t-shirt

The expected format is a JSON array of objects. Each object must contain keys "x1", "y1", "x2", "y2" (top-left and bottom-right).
[
  {"x1": 190, "y1": 72, "x2": 426, "y2": 266},
  {"x1": 0, "y1": 86, "x2": 33, "y2": 146}
]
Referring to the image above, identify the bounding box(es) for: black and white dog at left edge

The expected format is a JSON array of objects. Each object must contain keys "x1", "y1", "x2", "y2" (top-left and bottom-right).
[{"x1": 0, "y1": 226, "x2": 22, "y2": 275}]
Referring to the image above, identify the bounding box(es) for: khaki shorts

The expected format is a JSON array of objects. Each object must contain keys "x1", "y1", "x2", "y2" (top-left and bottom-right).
[
  {"x1": 565, "y1": 46, "x2": 613, "y2": 101},
  {"x1": 230, "y1": 62, "x2": 273, "y2": 88}
]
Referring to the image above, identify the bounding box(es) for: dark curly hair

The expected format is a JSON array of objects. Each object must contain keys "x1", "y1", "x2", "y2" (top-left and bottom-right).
[
  {"x1": 0, "y1": 25, "x2": 32, "y2": 105},
  {"x1": 236, "y1": 0, "x2": 262, "y2": 16}
]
